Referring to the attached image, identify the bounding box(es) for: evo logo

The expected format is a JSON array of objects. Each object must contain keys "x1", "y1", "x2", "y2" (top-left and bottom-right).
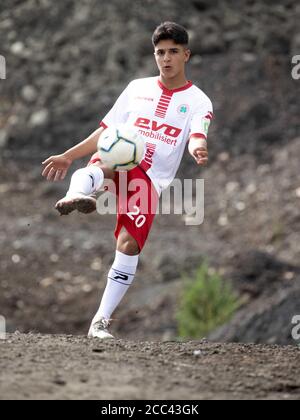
[{"x1": 135, "y1": 118, "x2": 182, "y2": 138}]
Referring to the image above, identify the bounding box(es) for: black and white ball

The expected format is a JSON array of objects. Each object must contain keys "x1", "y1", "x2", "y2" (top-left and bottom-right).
[{"x1": 97, "y1": 125, "x2": 145, "y2": 171}]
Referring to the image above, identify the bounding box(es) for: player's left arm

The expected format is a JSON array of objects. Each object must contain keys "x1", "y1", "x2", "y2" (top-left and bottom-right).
[
  {"x1": 188, "y1": 136, "x2": 208, "y2": 165},
  {"x1": 188, "y1": 99, "x2": 213, "y2": 166}
]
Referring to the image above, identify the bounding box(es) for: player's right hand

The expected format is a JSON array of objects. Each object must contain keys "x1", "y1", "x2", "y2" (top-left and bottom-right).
[{"x1": 42, "y1": 154, "x2": 72, "y2": 182}]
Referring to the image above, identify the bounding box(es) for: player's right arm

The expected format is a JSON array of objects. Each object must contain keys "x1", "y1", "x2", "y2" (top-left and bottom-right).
[{"x1": 42, "y1": 126, "x2": 105, "y2": 181}]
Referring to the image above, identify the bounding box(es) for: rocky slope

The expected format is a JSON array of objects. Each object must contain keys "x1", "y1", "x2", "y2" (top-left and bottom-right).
[{"x1": 0, "y1": 0, "x2": 300, "y2": 344}]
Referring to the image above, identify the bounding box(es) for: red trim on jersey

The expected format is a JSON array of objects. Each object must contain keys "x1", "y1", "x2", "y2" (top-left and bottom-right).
[
  {"x1": 157, "y1": 78, "x2": 193, "y2": 94},
  {"x1": 139, "y1": 160, "x2": 152, "y2": 172},
  {"x1": 159, "y1": 101, "x2": 170, "y2": 106},
  {"x1": 139, "y1": 142, "x2": 157, "y2": 172},
  {"x1": 100, "y1": 121, "x2": 108, "y2": 129},
  {"x1": 157, "y1": 105, "x2": 168, "y2": 111},
  {"x1": 161, "y1": 94, "x2": 172, "y2": 100},
  {"x1": 205, "y1": 112, "x2": 213, "y2": 120},
  {"x1": 155, "y1": 90, "x2": 173, "y2": 119}
]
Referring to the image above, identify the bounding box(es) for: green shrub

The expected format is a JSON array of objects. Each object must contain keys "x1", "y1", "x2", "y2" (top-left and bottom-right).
[{"x1": 176, "y1": 263, "x2": 240, "y2": 338}]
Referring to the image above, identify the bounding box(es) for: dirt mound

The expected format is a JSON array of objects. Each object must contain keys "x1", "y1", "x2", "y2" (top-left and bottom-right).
[
  {"x1": 0, "y1": 333, "x2": 300, "y2": 400},
  {"x1": 0, "y1": 1, "x2": 300, "y2": 345}
]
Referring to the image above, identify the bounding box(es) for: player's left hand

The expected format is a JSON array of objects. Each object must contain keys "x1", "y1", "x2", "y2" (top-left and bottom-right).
[{"x1": 191, "y1": 146, "x2": 208, "y2": 165}]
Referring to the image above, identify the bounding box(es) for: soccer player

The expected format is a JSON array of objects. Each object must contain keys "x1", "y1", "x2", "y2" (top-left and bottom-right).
[{"x1": 42, "y1": 22, "x2": 213, "y2": 339}]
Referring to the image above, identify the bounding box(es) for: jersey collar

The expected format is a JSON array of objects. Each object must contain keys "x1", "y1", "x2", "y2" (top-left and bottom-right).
[{"x1": 157, "y1": 78, "x2": 193, "y2": 94}]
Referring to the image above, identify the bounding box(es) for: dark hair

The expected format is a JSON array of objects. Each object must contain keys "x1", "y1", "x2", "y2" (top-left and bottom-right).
[{"x1": 152, "y1": 22, "x2": 189, "y2": 47}]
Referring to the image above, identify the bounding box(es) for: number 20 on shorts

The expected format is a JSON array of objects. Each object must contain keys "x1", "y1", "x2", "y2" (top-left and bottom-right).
[{"x1": 127, "y1": 206, "x2": 146, "y2": 228}]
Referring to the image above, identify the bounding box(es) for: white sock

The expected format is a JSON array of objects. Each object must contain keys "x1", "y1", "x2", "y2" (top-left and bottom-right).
[
  {"x1": 67, "y1": 166, "x2": 104, "y2": 196},
  {"x1": 92, "y1": 250, "x2": 139, "y2": 322}
]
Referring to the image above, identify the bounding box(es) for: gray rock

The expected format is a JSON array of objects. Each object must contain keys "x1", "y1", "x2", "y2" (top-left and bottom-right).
[
  {"x1": 21, "y1": 85, "x2": 38, "y2": 103},
  {"x1": 29, "y1": 109, "x2": 49, "y2": 127},
  {"x1": 208, "y1": 283, "x2": 300, "y2": 345}
]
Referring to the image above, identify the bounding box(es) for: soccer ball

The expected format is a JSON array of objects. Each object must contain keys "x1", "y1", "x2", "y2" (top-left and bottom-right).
[{"x1": 97, "y1": 125, "x2": 145, "y2": 171}]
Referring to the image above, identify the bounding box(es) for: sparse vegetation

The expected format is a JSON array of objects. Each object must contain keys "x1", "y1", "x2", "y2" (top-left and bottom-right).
[{"x1": 177, "y1": 263, "x2": 240, "y2": 338}]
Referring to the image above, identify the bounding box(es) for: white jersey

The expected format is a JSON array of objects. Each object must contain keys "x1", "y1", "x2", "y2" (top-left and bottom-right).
[{"x1": 100, "y1": 77, "x2": 213, "y2": 194}]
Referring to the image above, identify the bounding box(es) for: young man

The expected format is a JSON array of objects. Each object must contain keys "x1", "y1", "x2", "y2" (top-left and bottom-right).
[{"x1": 42, "y1": 22, "x2": 213, "y2": 339}]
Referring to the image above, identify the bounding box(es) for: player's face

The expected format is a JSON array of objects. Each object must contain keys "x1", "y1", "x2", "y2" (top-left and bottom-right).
[{"x1": 154, "y1": 39, "x2": 191, "y2": 81}]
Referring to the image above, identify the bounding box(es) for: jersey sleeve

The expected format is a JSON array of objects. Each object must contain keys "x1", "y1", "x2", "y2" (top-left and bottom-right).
[
  {"x1": 100, "y1": 82, "x2": 132, "y2": 128},
  {"x1": 189, "y1": 97, "x2": 213, "y2": 141}
]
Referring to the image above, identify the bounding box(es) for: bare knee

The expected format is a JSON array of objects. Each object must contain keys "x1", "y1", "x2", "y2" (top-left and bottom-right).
[{"x1": 117, "y1": 229, "x2": 140, "y2": 255}]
